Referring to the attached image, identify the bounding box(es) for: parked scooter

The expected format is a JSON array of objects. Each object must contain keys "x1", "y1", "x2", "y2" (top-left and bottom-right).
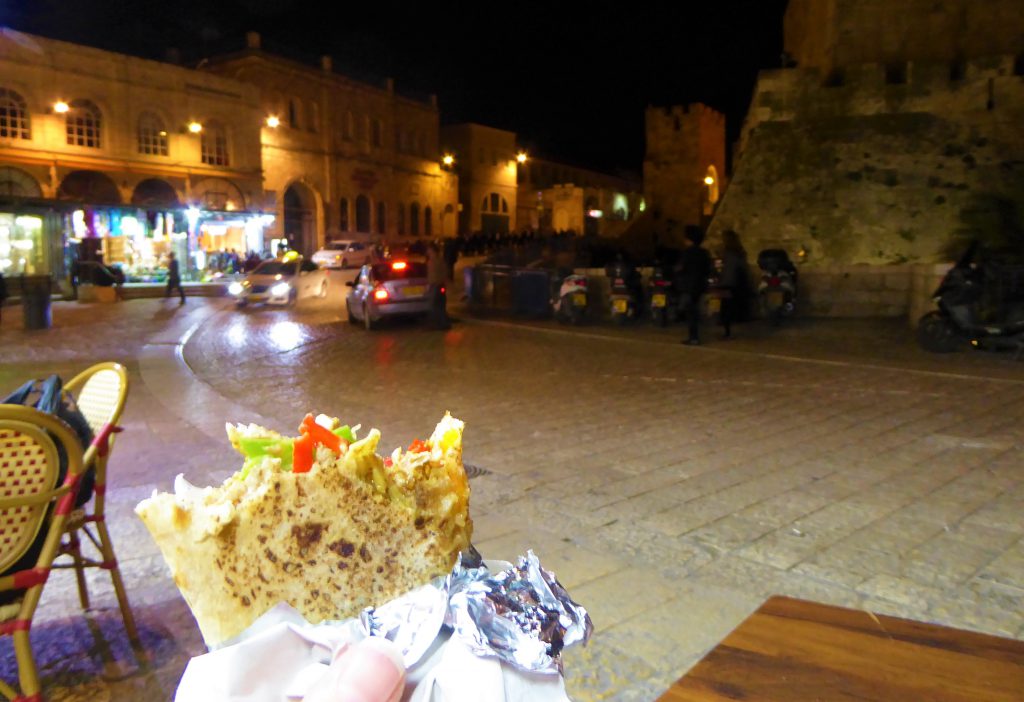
[
  {"x1": 607, "y1": 259, "x2": 642, "y2": 325},
  {"x1": 756, "y1": 249, "x2": 798, "y2": 325},
  {"x1": 917, "y1": 240, "x2": 1024, "y2": 354},
  {"x1": 648, "y1": 262, "x2": 677, "y2": 327},
  {"x1": 553, "y1": 272, "x2": 589, "y2": 325}
]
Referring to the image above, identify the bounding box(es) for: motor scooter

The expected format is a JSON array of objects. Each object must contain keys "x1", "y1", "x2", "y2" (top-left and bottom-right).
[
  {"x1": 553, "y1": 273, "x2": 588, "y2": 325},
  {"x1": 648, "y1": 263, "x2": 676, "y2": 327},
  {"x1": 756, "y1": 249, "x2": 798, "y2": 325},
  {"x1": 607, "y1": 260, "x2": 641, "y2": 325},
  {"x1": 917, "y1": 241, "x2": 1024, "y2": 355}
]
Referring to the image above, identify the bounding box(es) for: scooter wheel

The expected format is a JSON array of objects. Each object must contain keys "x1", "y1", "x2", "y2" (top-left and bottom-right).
[{"x1": 916, "y1": 312, "x2": 961, "y2": 353}]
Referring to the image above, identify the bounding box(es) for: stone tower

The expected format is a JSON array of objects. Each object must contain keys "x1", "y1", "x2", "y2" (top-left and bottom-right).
[
  {"x1": 709, "y1": 0, "x2": 1024, "y2": 265},
  {"x1": 643, "y1": 104, "x2": 726, "y2": 247}
]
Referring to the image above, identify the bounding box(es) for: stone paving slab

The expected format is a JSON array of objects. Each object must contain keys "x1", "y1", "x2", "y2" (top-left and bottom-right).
[{"x1": 1, "y1": 296, "x2": 1023, "y2": 700}]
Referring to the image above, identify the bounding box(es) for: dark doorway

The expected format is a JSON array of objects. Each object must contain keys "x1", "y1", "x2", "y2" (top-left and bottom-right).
[
  {"x1": 284, "y1": 183, "x2": 316, "y2": 256},
  {"x1": 355, "y1": 195, "x2": 371, "y2": 233}
]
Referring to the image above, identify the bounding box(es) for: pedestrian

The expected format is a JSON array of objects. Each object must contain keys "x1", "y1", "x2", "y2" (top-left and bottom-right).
[
  {"x1": 443, "y1": 236, "x2": 460, "y2": 279},
  {"x1": 426, "y1": 241, "x2": 451, "y2": 330},
  {"x1": 0, "y1": 269, "x2": 6, "y2": 328},
  {"x1": 675, "y1": 227, "x2": 712, "y2": 345},
  {"x1": 717, "y1": 230, "x2": 748, "y2": 339},
  {"x1": 166, "y1": 251, "x2": 185, "y2": 304}
]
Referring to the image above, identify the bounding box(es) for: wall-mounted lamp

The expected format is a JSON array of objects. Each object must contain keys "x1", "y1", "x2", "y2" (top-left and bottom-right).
[
  {"x1": 704, "y1": 175, "x2": 715, "y2": 185},
  {"x1": 266, "y1": 115, "x2": 280, "y2": 128},
  {"x1": 516, "y1": 151, "x2": 528, "y2": 164},
  {"x1": 442, "y1": 154, "x2": 455, "y2": 167},
  {"x1": 187, "y1": 121, "x2": 203, "y2": 134},
  {"x1": 53, "y1": 101, "x2": 69, "y2": 114}
]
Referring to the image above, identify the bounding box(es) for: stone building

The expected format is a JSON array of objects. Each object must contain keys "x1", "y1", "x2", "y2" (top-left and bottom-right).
[
  {"x1": 0, "y1": 28, "x2": 268, "y2": 285},
  {"x1": 643, "y1": 104, "x2": 727, "y2": 248},
  {"x1": 204, "y1": 32, "x2": 459, "y2": 256},
  {"x1": 708, "y1": 0, "x2": 1024, "y2": 265},
  {"x1": 439, "y1": 123, "x2": 519, "y2": 237},
  {"x1": 516, "y1": 156, "x2": 643, "y2": 238}
]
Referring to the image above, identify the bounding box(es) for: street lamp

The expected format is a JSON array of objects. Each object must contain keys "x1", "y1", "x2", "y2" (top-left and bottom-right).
[
  {"x1": 266, "y1": 115, "x2": 281, "y2": 128},
  {"x1": 53, "y1": 101, "x2": 69, "y2": 114},
  {"x1": 442, "y1": 153, "x2": 455, "y2": 167},
  {"x1": 188, "y1": 121, "x2": 203, "y2": 134},
  {"x1": 516, "y1": 151, "x2": 528, "y2": 164}
]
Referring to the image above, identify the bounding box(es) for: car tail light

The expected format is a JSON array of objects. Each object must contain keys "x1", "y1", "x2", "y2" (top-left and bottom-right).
[
  {"x1": 391, "y1": 261, "x2": 408, "y2": 271},
  {"x1": 440, "y1": 286, "x2": 446, "y2": 295},
  {"x1": 577, "y1": 279, "x2": 587, "y2": 287},
  {"x1": 770, "y1": 276, "x2": 780, "y2": 286},
  {"x1": 654, "y1": 280, "x2": 669, "y2": 287},
  {"x1": 614, "y1": 278, "x2": 624, "y2": 285},
  {"x1": 373, "y1": 287, "x2": 389, "y2": 302}
]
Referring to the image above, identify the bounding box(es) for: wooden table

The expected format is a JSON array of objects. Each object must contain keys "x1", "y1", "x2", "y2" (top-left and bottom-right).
[{"x1": 657, "y1": 595, "x2": 1024, "y2": 701}]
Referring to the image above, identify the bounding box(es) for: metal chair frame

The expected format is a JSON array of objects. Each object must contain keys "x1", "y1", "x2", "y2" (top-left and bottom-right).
[{"x1": 0, "y1": 408, "x2": 87, "y2": 702}]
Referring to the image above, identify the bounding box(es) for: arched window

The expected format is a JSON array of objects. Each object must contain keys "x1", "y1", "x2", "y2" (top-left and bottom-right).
[
  {"x1": 344, "y1": 111, "x2": 354, "y2": 140},
  {"x1": 397, "y1": 203, "x2": 405, "y2": 235},
  {"x1": 371, "y1": 118, "x2": 382, "y2": 148},
  {"x1": 307, "y1": 101, "x2": 319, "y2": 132},
  {"x1": 288, "y1": 98, "x2": 301, "y2": 129},
  {"x1": 409, "y1": 202, "x2": 420, "y2": 236},
  {"x1": 66, "y1": 99, "x2": 102, "y2": 148},
  {"x1": 377, "y1": 202, "x2": 386, "y2": 234},
  {"x1": 137, "y1": 112, "x2": 168, "y2": 155},
  {"x1": 339, "y1": 197, "x2": 349, "y2": 231},
  {"x1": 355, "y1": 195, "x2": 370, "y2": 233},
  {"x1": 0, "y1": 89, "x2": 30, "y2": 140},
  {"x1": 423, "y1": 206, "x2": 432, "y2": 236},
  {"x1": 482, "y1": 193, "x2": 509, "y2": 214},
  {"x1": 201, "y1": 121, "x2": 229, "y2": 166}
]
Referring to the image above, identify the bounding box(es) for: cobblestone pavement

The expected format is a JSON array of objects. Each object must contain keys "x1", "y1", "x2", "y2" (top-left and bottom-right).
[{"x1": 0, "y1": 286, "x2": 1022, "y2": 701}]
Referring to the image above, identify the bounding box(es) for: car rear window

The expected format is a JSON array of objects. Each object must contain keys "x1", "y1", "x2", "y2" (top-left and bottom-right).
[
  {"x1": 373, "y1": 262, "x2": 427, "y2": 280},
  {"x1": 326, "y1": 242, "x2": 351, "y2": 250}
]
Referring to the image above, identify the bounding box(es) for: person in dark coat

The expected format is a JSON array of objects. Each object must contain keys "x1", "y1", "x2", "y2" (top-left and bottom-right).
[
  {"x1": 717, "y1": 229, "x2": 749, "y2": 339},
  {"x1": 675, "y1": 227, "x2": 712, "y2": 345},
  {"x1": 166, "y1": 251, "x2": 185, "y2": 304},
  {"x1": 426, "y1": 242, "x2": 451, "y2": 330}
]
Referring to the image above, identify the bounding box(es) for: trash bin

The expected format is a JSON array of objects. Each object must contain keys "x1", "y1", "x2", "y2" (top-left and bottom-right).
[
  {"x1": 20, "y1": 275, "x2": 52, "y2": 330},
  {"x1": 511, "y1": 270, "x2": 554, "y2": 317}
]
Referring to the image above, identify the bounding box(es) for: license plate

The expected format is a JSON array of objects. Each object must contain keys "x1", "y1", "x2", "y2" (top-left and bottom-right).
[
  {"x1": 708, "y1": 298, "x2": 721, "y2": 313},
  {"x1": 767, "y1": 290, "x2": 784, "y2": 305},
  {"x1": 572, "y1": 293, "x2": 587, "y2": 306},
  {"x1": 652, "y1": 294, "x2": 666, "y2": 308},
  {"x1": 403, "y1": 286, "x2": 425, "y2": 298},
  {"x1": 613, "y1": 299, "x2": 628, "y2": 313}
]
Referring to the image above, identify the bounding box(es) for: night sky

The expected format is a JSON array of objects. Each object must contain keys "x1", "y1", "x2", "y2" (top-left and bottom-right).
[{"x1": 4, "y1": 0, "x2": 789, "y2": 175}]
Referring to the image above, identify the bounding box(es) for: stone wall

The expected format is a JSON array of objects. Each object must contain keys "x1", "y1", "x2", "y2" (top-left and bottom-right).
[{"x1": 709, "y1": 52, "x2": 1024, "y2": 267}]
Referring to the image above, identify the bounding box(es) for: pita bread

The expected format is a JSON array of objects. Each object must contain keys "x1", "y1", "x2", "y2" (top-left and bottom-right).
[{"x1": 136, "y1": 413, "x2": 472, "y2": 647}]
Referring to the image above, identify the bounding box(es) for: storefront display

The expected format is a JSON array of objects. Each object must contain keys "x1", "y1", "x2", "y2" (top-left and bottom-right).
[{"x1": 0, "y1": 212, "x2": 46, "y2": 275}]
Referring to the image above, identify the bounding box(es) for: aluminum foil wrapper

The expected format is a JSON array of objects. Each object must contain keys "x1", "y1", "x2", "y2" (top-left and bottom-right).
[{"x1": 361, "y1": 547, "x2": 593, "y2": 674}]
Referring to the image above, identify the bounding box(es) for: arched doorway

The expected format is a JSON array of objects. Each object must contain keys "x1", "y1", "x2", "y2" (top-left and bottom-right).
[
  {"x1": 355, "y1": 195, "x2": 371, "y2": 233},
  {"x1": 57, "y1": 170, "x2": 121, "y2": 204},
  {"x1": 283, "y1": 182, "x2": 317, "y2": 256},
  {"x1": 131, "y1": 178, "x2": 180, "y2": 208},
  {"x1": 0, "y1": 166, "x2": 42, "y2": 198}
]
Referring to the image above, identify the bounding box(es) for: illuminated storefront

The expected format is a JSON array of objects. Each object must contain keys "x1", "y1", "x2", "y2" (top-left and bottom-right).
[{"x1": 0, "y1": 212, "x2": 46, "y2": 275}]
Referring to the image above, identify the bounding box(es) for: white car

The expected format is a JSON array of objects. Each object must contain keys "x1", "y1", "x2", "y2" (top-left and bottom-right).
[
  {"x1": 228, "y1": 255, "x2": 328, "y2": 306},
  {"x1": 311, "y1": 240, "x2": 373, "y2": 269}
]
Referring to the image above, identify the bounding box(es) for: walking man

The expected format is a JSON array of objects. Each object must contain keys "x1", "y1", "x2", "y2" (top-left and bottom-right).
[
  {"x1": 166, "y1": 251, "x2": 185, "y2": 304},
  {"x1": 426, "y1": 242, "x2": 451, "y2": 330},
  {"x1": 675, "y1": 227, "x2": 712, "y2": 345}
]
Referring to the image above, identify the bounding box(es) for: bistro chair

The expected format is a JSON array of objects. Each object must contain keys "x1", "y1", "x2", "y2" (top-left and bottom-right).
[
  {"x1": 0, "y1": 406, "x2": 88, "y2": 702},
  {"x1": 53, "y1": 363, "x2": 140, "y2": 647}
]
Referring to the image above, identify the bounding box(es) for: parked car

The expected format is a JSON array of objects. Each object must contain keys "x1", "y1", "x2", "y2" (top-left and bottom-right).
[
  {"x1": 228, "y1": 253, "x2": 329, "y2": 306},
  {"x1": 345, "y1": 260, "x2": 432, "y2": 329},
  {"x1": 312, "y1": 240, "x2": 373, "y2": 269}
]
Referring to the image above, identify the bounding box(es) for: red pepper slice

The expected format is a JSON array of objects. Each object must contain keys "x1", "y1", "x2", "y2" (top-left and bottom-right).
[
  {"x1": 292, "y1": 432, "x2": 314, "y2": 473},
  {"x1": 407, "y1": 439, "x2": 430, "y2": 453},
  {"x1": 300, "y1": 414, "x2": 342, "y2": 453}
]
